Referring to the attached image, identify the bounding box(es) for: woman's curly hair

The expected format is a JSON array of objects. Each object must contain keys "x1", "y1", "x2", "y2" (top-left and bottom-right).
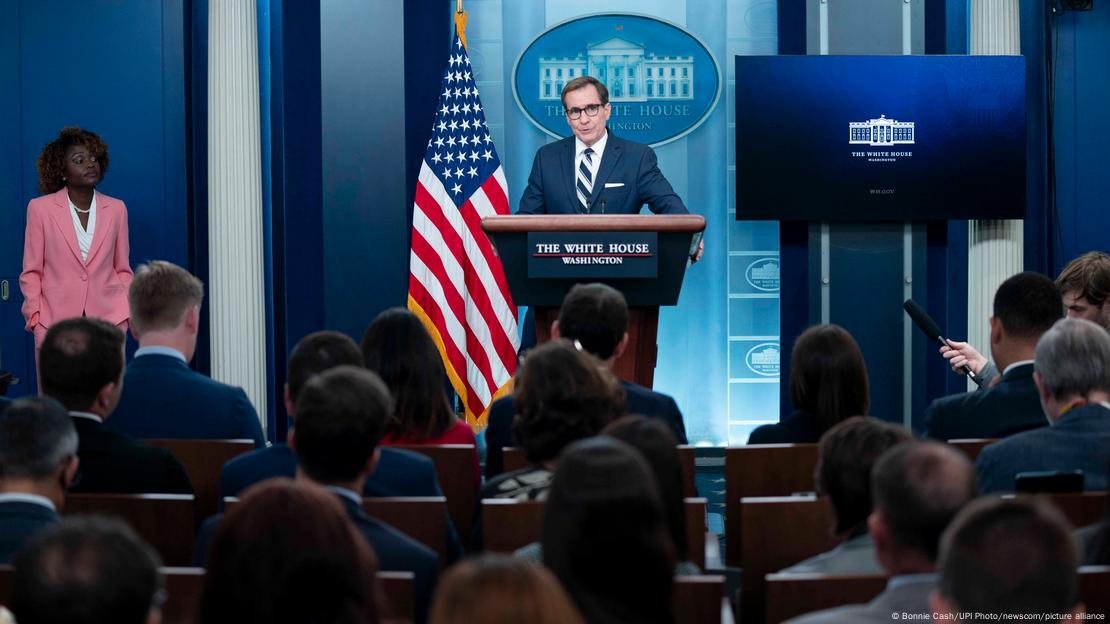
[{"x1": 36, "y1": 127, "x2": 110, "y2": 195}]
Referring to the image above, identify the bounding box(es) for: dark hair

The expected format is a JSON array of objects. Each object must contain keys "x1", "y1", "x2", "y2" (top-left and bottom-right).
[
  {"x1": 1056, "y1": 251, "x2": 1110, "y2": 306},
  {"x1": 361, "y1": 308, "x2": 456, "y2": 440},
  {"x1": 937, "y1": 497, "x2": 1078, "y2": 617},
  {"x1": 36, "y1": 127, "x2": 110, "y2": 195},
  {"x1": 543, "y1": 437, "x2": 675, "y2": 624},
  {"x1": 128, "y1": 261, "x2": 204, "y2": 335},
  {"x1": 12, "y1": 516, "x2": 162, "y2": 624},
  {"x1": 512, "y1": 340, "x2": 625, "y2": 465},
  {"x1": 993, "y1": 272, "x2": 1063, "y2": 340},
  {"x1": 872, "y1": 442, "x2": 978, "y2": 561},
  {"x1": 790, "y1": 324, "x2": 870, "y2": 436},
  {"x1": 560, "y1": 76, "x2": 610, "y2": 109},
  {"x1": 604, "y1": 416, "x2": 688, "y2": 561},
  {"x1": 39, "y1": 318, "x2": 124, "y2": 412},
  {"x1": 293, "y1": 366, "x2": 394, "y2": 484},
  {"x1": 199, "y1": 479, "x2": 383, "y2": 624},
  {"x1": 429, "y1": 554, "x2": 585, "y2": 624},
  {"x1": 287, "y1": 331, "x2": 363, "y2": 403},
  {"x1": 557, "y1": 283, "x2": 629, "y2": 360},
  {"x1": 815, "y1": 416, "x2": 912, "y2": 535},
  {"x1": 0, "y1": 397, "x2": 77, "y2": 480}
]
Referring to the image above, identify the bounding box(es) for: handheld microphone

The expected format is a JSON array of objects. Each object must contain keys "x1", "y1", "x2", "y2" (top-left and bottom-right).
[{"x1": 903, "y1": 299, "x2": 985, "y2": 387}]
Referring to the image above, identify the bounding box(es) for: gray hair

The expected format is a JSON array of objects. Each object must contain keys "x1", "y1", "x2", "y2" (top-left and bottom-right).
[
  {"x1": 1034, "y1": 317, "x2": 1110, "y2": 400},
  {"x1": 0, "y1": 397, "x2": 78, "y2": 480}
]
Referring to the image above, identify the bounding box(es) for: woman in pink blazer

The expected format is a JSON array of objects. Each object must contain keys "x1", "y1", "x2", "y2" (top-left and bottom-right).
[{"x1": 20, "y1": 127, "x2": 133, "y2": 348}]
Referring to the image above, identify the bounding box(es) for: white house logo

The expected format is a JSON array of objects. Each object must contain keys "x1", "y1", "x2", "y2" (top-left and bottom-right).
[
  {"x1": 745, "y1": 258, "x2": 780, "y2": 292},
  {"x1": 745, "y1": 343, "x2": 780, "y2": 377},
  {"x1": 849, "y1": 115, "x2": 915, "y2": 146},
  {"x1": 513, "y1": 14, "x2": 721, "y2": 147}
]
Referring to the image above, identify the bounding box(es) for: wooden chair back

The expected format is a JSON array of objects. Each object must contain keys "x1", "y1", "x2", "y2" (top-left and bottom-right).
[
  {"x1": 673, "y1": 575, "x2": 725, "y2": 624},
  {"x1": 143, "y1": 438, "x2": 255, "y2": 520},
  {"x1": 947, "y1": 438, "x2": 996, "y2": 462},
  {"x1": 162, "y1": 566, "x2": 204, "y2": 624},
  {"x1": 724, "y1": 444, "x2": 819, "y2": 566},
  {"x1": 1080, "y1": 565, "x2": 1110, "y2": 618},
  {"x1": 378, "y1": 571, "x2": 415, "y2": 624},
  {"x1": 1019, "y1": 492, "x2": 1109, "y2": 530},
  {"x1": 765, "y1": 573, "x2": 887, "y2": 622},
  {"x1": 65, "y1": 493, "x2": 196, "y2": 566},
  {"x1": 504, "y1": 444, "x2": 698, "y2": 498},
  {"x1": 393, "y1": 444, "x2": 477, "y2": 543},
  {"x1": 684, "y1": 497, "x2": 707, "y2": 570},
  {"x1": 739, "y1": 495, "x2": 838, "y2": 623},
  {"x1": 363, "y1": 497, "x2": 448, "y2": 563},
  {"x1": 481, "y1": 499, "x2": 545, "y2": 554}
]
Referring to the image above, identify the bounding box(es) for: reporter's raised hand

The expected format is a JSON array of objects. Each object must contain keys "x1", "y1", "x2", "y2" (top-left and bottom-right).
[{"x1": 939, "y1": 339, "x2": 988, "y2": 376}]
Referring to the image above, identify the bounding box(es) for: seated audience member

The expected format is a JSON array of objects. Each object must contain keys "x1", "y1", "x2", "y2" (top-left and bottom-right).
[
  {"x1": 931, "y1": 498, "x2": 1083, "y2": 622},
  {"x1": 924, "y1": 272, "x2": 1062, "y2": 440},
  {"x1": 1080, "y1": 465, "x2": 1110, "y2": 564},
  {"x1": 942, "y1": 251, "x2": 1110, "y2": 383},
  {"x1": 197, "y1": 367, "x2": 438, "y2": 623},
  {"x1": 361, "y1": 308, "x2": 479, "y2": 483},
  {"x1": 788, "y1": 442, "x2": 978, "y2": 623},
  {"x1": 749, "y1": 324, "x2": 870, "y2": 444},
  {"x1": 486, "y1": 283, "x2": 687, "y2": 478},
  {"x1": 0, "y1": 398, "x2": 78, "y2": 563},
  {"x1": 219, "y1": 330, "x2": 462, "y2": 560},
  {"x1": 429, "y1": 554, "x2": 585, "y2": 624},
  {"x1": 12, "y1": 516, "x2": 164, "y2": 624},
  {"x1": 543, "y1": 436, "x2": 675, "y2": 624},
  {"x1": 39, "y1": 318, "x2": 191, "y2": 494},
  {"x1": 977, "y1": 317, "x2": 1110, "y2": 493},
  {"x1": 481, "y1": 340, "x2": 624, "y2": 502},
  {"x1": 198, "y1": 479, "x2": 383, "y2": 624},
  {"x1": 780, "y1": 416, "x2": 911, "y2": 575},
  {"x1": 108, "y1": 261, "x2": 264, "y2": 446}
]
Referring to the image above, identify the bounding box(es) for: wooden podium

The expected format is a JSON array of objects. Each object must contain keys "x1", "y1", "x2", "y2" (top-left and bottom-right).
[{"x1": 481, "y1": 214, "x2": 705, "y2": 388}]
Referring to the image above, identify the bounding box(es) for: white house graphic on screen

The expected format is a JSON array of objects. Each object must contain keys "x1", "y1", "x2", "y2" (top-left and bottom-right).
[
  {"x1": 849, "y1": 115, "x2": 915, "y2": 146},
  {"x1": 539, "y1": 37, "x2": 694, "y2": 102}
]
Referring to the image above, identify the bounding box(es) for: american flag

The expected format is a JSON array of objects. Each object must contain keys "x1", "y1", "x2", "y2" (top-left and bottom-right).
[{"x1": 407, "y1": 33, "x2": 519, "y2": 429}]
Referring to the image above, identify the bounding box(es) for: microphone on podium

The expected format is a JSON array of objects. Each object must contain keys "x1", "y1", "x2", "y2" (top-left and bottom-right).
[{"x1": 903, "y1": 299, "x2": 985, "y2": 387}]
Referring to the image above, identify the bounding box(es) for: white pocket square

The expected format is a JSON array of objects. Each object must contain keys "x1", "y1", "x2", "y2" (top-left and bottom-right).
[{"x1": 604, "y1": 182, "x2": 625, "y2": 188}]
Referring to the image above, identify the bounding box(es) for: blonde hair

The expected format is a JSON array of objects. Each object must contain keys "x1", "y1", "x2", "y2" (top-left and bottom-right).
[
  {"x1": 429, "y1": 555, "x2": 584, "y2": 624},
  {"x1": 128, "y1": 261, "x2": 204, "y2": 334}
]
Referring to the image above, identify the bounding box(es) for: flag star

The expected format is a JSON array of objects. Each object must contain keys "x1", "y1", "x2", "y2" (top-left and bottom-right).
[
  {"x1": 461, "y1": 103, "x2": 472, "y2": 114},
  {"x1": 469, "y1": 151, "x2": 479, "y2": 162},
  {"x1": 445, "y1": 72, "x2": 455, "y2": 83},
  {"x1": 463, "y1": 71, "x2": 472, "y2": 82},
  {"x1": 448, "y1": 120, "x2": 458, "y2": 131},
  {"x1": 436, "y1": 120, "x2": 447, "y2": 132},
  {"x1": 482, "y1": 150, "x2": 493, "y2": 161},
  {"x1": 451, "y1": 104, "x2": 460, "y2": 115},
  {"x1": 464, "y1": 55, "x2": 471, "y2": 66},
  {"x1": 446, "y1": 136, "x2": 456, "y2": 148},
  {"x1": 442, "y1": 167, "x2": 453, "y2": 179},
  {"x1": 441, "y1": 88, "x2": 450, "y2": 100},
  {"x1": 457, "y1": 135, "x2": 468, "y2": 147},
  {"x1": 484, "y1": 134, "x2": 493, "y2": 145},
  {"x1": 461, "y1": 119, "x2": 471, "y2": 131},
  {"x1": 453, "y1": 88, "x2": 463, "y2": 99},
  {"x1": 468, "y1": 167, "x2": 478, "y2": 178},
  {"x1": 473, "y1": 102, "x2": 482, "y2": 113},
  {"x1": 431, "y1": 152, "x2": 442, "y2": 164},
  {"x1": 472, "y1": 135, "x2": 482, "y2": 146},
  {"x1": 456, "y1": 38, "x2": 463, "y2": 48},
  {"x1": 434, "y1": 137, "x2": 445, "y2": 148},
  {"x1": 445, "y1": 151, "x2": 455, "y2": 162},
  {"x1": 439, "y1": 104, "x2": 449, "y2": 116},
  {"x1": 451, "y1": 182, "x2": 463, "y2": 194},
  {"x1": 455, "y1": 167, "x2": 465, "y2": 179}
]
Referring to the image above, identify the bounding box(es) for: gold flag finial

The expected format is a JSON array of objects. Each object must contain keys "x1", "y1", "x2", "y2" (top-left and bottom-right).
[{"x1": 454, "y1": 2, "x2": 468, "y2": 49}]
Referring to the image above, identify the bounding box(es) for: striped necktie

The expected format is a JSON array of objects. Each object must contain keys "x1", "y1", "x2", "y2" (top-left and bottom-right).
[{"x1": 576, "y1": 147, "x2": 595, "y2": 212}]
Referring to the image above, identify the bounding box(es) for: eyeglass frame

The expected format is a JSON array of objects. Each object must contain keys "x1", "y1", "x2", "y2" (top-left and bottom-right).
[{"x1": 564, "y1": 103, "x2": 604, "y2": 120}]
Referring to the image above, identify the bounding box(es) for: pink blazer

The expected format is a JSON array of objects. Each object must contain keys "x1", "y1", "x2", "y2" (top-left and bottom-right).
[{"x1": 19, "y1": 188, "x2": 133, "y2": 330}]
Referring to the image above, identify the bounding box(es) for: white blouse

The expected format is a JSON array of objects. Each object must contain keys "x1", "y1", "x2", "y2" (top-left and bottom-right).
[{"x1": 68, "y1": 193, "x2": 97, "y2": 262}]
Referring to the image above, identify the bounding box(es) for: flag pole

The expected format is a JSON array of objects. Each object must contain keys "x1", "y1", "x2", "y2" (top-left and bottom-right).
[{"x1": 454, "y1": 1, "x2": 468, "y2": 49}]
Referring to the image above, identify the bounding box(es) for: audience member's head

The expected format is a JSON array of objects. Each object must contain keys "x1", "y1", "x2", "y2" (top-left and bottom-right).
[
  {"x1": 39, "y1": 318, "x2": 125, "y2": 418},
  {"x1": 361, "y1": 308, "x2": 456, "y2": 440},
  {"x1": 0, "y1": 397, "x2": 79, "y2": 509},
  {"x1": 12, "y1": 516, "x2": 163, "y2": 624},
  {"x1": 870, "y1": 442, "x2": 978, "y2": 574},
  {"x1": 989, "y1": 272, "x2": 1063, "y2": 369},
  {"x1": 1056, "y1": 251, "x2": 1110, "y2": 328},
  {"x1": 553, "y1": 283, "x2": 629, "y2": 362},
  {"x1": 513, "y1": 340, "x2": 625, "y2": 466},
  {"x1": 128, "y1": 261, "x2": 205, "y2": 359},
  {"x1": 290, "y1": 366, "x2": 393, "y2": 488},
  {"x1": 199, "y1": 479, "x2": 382, "y2": 624},
  {"x1": 543, "y1": 436, "x2": 674, "y2": 624},
  {"x1": 429, "y1": 554, "x2": 585, "y2": 624},
  {"x1": 285, "y1": 330, "x2": 363, "y2": 415},
  {"x1": 931, "y1": 497, "x2": 1082, "y2": 622},
  {"x1": 790, "y1": 324, "x2": 870, "y2": 436},
  {"x1": 604, "y1": 416, "x2": 689, "y2": 563},
  {"x1": 1033, "y1": 317, "x2": 1110, "y2": 422},
  {"x1": 815, "y1": 416, "x2": 912, "y2": 535}
]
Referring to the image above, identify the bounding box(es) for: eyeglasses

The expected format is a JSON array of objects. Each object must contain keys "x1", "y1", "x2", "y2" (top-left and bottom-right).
[{"x1": 565, "y1": 104, "x2": 603, "y2": 120}]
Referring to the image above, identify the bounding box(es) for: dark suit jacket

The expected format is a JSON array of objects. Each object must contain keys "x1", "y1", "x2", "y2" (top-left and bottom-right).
[
  {"x1": 0, "y1": 500, "x2": 60, "y2": 563},
  {"x1": 70, "y1": 416, "x2": 193, "y2": 494},
  {"x1": 0, "y1": 396, "x2": 11, "y2": 411},
  {"x1": 923, "y1": 363, "x2": 1047, "y2": 440},
  {"x1": 516, "y1": 133, "x2": 687, "y2": 214},
  {"x1": 748, "y1": 409, "x2": 819, "y2": 444},
  {"x1": 219, "y1": 444, "x2": 462, "y2": 560},
  {"x1": 483, "y1": 379, "x2": 688, "y2": 479},
  {"x1": 109, "y1": 353, "x2": 265, "y2": 447}
]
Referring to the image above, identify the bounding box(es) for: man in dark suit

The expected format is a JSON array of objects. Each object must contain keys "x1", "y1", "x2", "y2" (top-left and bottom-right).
[
  {"x1": 220, "y1": 330, "x2": 462, "y2": 560},
  {"x1": 485, "y1": 283, "x2": 688, "y2": 479},
  {"x1": 977, "y1": 318, "x2": 1110, "y2": 493},
  {"x1": 0, "y1": 397, "x2": 78, "y2": 563},
  {"x1": 924, "y1": 272, "x2": 1063, "y2": 440},
  {"x1": 39, "y1": 318, "x2": 192, "y2": 494},
  {"x1": 108, "y1": 261, "x2": 264, "y2": 447}
]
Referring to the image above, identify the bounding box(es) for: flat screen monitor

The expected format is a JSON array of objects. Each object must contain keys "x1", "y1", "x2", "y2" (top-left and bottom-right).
[{"x1": 734, "y1": 55, "x2": 1026, "y2": 221}]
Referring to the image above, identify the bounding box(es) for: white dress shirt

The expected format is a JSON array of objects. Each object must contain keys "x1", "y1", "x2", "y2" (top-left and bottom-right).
[{"x1": 68, "y1": 193, "x2": 97, "y2": 262}]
